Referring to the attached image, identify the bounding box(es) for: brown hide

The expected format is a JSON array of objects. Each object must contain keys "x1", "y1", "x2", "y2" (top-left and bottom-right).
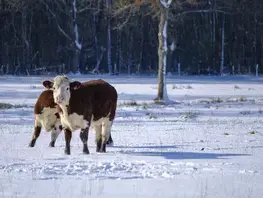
[
  {"x1": 30, "y1": 89, "x2": 61, "y2": 148},
  {"x1": 65, "y1": 79, "x2": 117, "y2": 123},
  {"x1": 34, "y1": 90, "x2": 57, "y2": 115}
]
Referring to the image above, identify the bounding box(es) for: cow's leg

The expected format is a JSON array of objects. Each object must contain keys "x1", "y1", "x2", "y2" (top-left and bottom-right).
[
  {"x1": 64, "y1": 128, "x2": 72, "y2": 155},
  {"x1": 100, "y1": 120, "x2": 112, "y2": 152},
  {"x1": 29, "y1": 121, "x2": 41, "y2": 147},
  {"x1": 106, "y1": 122, "x2": 114, "y2": 146},
  {"x1": 49, "y1": 125, "x2": 62, "y2": 147},
  {"x1": 80, "y1": 127, "x2": 90, "y2": 154},
  {"x1": 93, "y1": 125, "x2": 102, "y2": 152},
  {"x1": 106, "y1": 133, "x2": 114, "y2": 146}
]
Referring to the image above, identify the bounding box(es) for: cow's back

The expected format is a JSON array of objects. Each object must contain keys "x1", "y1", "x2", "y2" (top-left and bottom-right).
[
  {"x1": 34, "y1": 90, "x2": 57, "y2": 115},
  {"x1": 83, "y1": 79, "x2": 117, "y2": 121},
  {"x1": 68, "y1": 79, "x2": 117, "y2": 122}
]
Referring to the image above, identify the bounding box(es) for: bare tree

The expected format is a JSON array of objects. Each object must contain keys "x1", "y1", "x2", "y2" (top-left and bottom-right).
[
  {"x1": 155, "y1": 0, "x2": 172, "y2": 103},
  {"x1": 106, "y1": 0, "x2": 112, "y2": 74},
  {"x1": 40, "y1": 0, "x2": 82, "y2": 73},
  {"x1": 1, "y1": 0, "x2": 263, "y2": 77},
  {"x1": 133, "y1": 0, "x2": 173, "y2": 103},
  {"x1": 220, "y1": 13, "x2": 225, "y2": 75}
]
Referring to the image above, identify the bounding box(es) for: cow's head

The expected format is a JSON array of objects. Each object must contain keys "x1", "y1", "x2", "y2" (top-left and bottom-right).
[{"x1": 42, "y1": 75, "x2": 82, "y2": 105}]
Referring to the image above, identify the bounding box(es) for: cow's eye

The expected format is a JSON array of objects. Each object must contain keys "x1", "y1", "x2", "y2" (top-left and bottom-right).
[{"x1": 66, "y1": 87, "x2": 69, "y2": 90}]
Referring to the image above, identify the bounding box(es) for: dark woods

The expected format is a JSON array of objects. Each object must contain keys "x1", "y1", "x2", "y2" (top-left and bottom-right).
[{"x1": 0, "y1": 0, "x2": 262, "y2": 76}]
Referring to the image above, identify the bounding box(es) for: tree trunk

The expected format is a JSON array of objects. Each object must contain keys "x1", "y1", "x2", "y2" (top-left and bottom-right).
[
  {"x1": 72, "y1": 0, "x2": 81, "y2": 73},
  {"x1": 72, "y1": 50, "x2": 80, "y2": 73},
  {"x1": 21, "y1": 2, "x2": 29, "y2": 74},
  {"x1": 212, "y1": 0, "x2": 216, "y2": 71},
  {"x1": 220, "y1": 13, "x2": 225, "y2": 75},
  {"x1": 106, "y1": 0, "x2": 112, "y2": 74},
  {"x1": 127, "y1": 28, "x2": 133, "y2": 75},
  {"x1": 155, "y1": 6, "x2": 169, "y2": 103},
  {"x1": 116, "y1": 29, "x2": 122, "y2": 74}
]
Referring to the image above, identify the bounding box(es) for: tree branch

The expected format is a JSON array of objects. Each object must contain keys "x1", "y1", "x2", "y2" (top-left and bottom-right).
[
  {"x1": 175, "y1": 9, "x2": 231, "y2": 18},
  {"x1": 39, "y1": 0, "x2": 73, "y2": 42}
]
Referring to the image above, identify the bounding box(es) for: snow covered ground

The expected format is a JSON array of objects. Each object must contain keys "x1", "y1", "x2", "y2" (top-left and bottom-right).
[{"x1": 0, "y1": 75, "x2": 263, "y2": 198}]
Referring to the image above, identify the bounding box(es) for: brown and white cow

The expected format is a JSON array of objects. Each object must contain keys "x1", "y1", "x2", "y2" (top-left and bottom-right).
[
  {"x1": 28, "y1": 89, "x2": 62, "y2": 147},
  {"x1": 28, "y1": 84, "x2": 114, "y2": 148},
  {"x1": 42, "y1": 75, "x2": 118, "y2": 155}
]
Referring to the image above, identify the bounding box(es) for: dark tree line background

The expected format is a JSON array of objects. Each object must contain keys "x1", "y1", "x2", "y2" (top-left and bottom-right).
[{"x1": 0, "y1": 0, "x2": 263, "y2": 76}]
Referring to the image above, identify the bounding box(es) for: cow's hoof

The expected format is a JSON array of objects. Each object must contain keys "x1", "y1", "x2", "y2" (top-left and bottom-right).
[
  {"x1": 49, "y1": 141, "x2": 55, "y2": 147},
  {"x1": 64, "y1": 148, "x2": 71, "y2": 155},
  {"x1": 106, "y1": 141, "x2": 114, "y2": 147},
  {"x1": 28, "y1": 140, "x2": 35, "y2": 147},
  {"x1": 99, "y1": 144, "x2": 106, "y2": 153},
  {"x1": 96, "y1": 140, "x2": 102, "y2": 152},
  {"x1": 83, "y1": 146, "x2": 89, "y2": 154}
]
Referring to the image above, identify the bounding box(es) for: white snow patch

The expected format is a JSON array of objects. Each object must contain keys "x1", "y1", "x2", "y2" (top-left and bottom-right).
[{"x1": 0, "y1": 75, "x2": 263, "y2": 197}]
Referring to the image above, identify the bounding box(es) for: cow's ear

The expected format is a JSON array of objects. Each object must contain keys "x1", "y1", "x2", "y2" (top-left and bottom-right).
[
  {"x1": 42, "y1": 80, "x2": 53, "y2": 89},
  {"x1": 70, "y1": 81, "x2": 82, "y2": 90}
]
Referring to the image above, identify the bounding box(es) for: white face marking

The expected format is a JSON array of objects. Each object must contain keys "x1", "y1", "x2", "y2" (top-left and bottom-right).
[
  {"x1": 35, "y1": 107, "x2": 60, "y2": 132},
  {"x1": 52, "y1": 76, "x2": 71, "y2": 105}
]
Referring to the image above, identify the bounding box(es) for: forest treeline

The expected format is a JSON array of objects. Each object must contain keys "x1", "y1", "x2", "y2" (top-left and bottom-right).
[{"x1": 0, "y1": 0, "x2": 263, "y2": 75}]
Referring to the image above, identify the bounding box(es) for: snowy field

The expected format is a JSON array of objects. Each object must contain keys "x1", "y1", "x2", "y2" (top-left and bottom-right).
[{"x1": 0, "y1": 75, "x2": 263, "y2": 198}]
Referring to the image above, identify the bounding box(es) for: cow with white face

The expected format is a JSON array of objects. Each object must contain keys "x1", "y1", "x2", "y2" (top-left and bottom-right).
[{"x1": 42, "y1": 75, "x2": 117, "y2": 155}]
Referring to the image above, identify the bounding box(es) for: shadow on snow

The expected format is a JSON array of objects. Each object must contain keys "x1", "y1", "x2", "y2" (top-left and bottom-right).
[
  {"x1": 120, "y1": 150, "x2": 249, "y2": 160},
  {"x1": 113, "y1": 145, "x2": 179, "y2": 149}
]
